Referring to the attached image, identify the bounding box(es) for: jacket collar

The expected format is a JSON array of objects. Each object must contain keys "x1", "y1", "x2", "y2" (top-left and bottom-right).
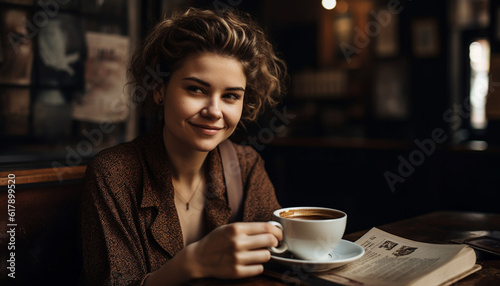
[{"x1": 139, "y1": 124, "x2": 232, "y2": 257}]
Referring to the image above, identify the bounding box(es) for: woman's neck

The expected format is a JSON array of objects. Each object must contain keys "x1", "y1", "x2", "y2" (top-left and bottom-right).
[{"x1": 162, "y1": 131, "x2": 208, "y2": 185}]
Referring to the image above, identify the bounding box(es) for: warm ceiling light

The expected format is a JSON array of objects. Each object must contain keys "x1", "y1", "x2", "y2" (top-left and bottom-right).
[{"x1": 322, "y1": 0, "x2": 337, "y2": 10}]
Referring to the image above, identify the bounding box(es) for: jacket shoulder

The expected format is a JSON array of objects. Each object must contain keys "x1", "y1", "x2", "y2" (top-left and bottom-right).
[{"x1": 85, "y1": 139, "x2": 143, "y2": 181}]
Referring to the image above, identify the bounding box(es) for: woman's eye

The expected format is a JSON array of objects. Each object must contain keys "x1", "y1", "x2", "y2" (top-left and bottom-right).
[
  {"x1": 223, "y1": 93, "x2": 241, "y2": 100},
  {"x1": 187, "y1": 86, "x2": 204, "y2": 93}
]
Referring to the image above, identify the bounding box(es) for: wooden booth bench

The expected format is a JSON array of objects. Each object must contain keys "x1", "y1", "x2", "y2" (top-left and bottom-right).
[{"x1": 0, "y1": 166, "x2": 86, "y2": 285}]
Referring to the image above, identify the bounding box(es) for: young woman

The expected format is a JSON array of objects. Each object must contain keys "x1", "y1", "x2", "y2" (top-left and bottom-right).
[{"x1": 80, "y1": 8, "x2": 287, "y2": 286}]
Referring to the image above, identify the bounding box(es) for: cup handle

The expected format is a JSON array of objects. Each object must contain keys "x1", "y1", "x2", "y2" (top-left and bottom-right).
[{"x1": 267, "y1": 221, "x2": 287, "y2": 254}]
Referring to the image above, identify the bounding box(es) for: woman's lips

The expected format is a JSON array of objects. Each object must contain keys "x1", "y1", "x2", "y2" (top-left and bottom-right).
[{"x1": 189, "y1": 123, "x2": 223, "y2": 136}]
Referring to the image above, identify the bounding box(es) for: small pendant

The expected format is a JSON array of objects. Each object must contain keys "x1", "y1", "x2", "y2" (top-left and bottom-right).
[{"x1": 186, "y1": 203, "x2": 189, "y2": 210}]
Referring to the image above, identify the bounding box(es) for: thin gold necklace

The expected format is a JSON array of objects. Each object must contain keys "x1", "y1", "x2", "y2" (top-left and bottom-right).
[{"x1": 174, "y1": 174, "x2": 204, "y2": 210}]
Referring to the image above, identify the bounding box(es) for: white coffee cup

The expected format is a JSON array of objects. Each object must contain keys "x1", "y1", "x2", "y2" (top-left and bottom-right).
[{"x1": 268, "y1": 207, "x2": 347, "y2": 261}]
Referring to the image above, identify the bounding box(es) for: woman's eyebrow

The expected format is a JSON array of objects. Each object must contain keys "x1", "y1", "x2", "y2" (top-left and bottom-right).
[
  {"x1": 226, "y1": 86, "x2": 245, "y2": 92},
  {"x1": 183, "y1": 77, "x2": 210, "y2": 87},
  {"x1": 183, "y1": 77, "x2": 245, "y2": 92}
]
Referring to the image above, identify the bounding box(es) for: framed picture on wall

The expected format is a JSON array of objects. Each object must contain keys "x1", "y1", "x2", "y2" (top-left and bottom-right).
[
  {"x1": 0, "y1": 8, "x2": 34, "y2": 85},
  {"x1": 412, "y1": 18, "x2": 440, "y2": 58},
  {"x1": 72, "y1": 32, "x2": 130, "y2": 123},
  {"x1": 375, "y1": 11, "x2": 399, "y2": 57},
  {"x1": 374, "y1": 59, "x2": 409, "y2": 120},
  {"x1": 36, "y1": 13, "x2": 85, "y2": 87}
]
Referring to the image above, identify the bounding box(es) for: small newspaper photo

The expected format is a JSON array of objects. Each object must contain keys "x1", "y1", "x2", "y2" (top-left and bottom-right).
[{"x1": 316, "y1": 228, "x2": 480, "y2": 286}]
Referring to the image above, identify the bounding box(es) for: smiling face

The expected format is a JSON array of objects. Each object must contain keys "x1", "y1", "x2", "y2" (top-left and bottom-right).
[{"x1": 156, "y1": 52, "x2": 246, "y2": 153}]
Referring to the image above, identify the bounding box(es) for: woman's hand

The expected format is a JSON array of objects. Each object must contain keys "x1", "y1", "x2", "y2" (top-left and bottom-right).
[
  {"x1": 144, "y1": 222, "x2": 282, "y2": 286},
  {"x1": 186, "y1": 222, "x2": 283, "y2": 279}
]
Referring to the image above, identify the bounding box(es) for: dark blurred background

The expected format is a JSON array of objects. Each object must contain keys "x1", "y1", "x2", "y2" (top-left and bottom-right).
[{"x1": 1, "y1": 0, "x2": 500, "y2": 284}]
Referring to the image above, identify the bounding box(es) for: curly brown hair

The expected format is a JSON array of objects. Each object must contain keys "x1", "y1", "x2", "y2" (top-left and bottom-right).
[{"x1": 128, "y1": 7, "x2": 287, "y2": 123}]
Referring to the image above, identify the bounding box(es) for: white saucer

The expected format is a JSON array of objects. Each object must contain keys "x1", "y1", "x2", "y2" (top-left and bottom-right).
[{"x1": 270, "y1": 239, "x2": 365, "y2": 272}]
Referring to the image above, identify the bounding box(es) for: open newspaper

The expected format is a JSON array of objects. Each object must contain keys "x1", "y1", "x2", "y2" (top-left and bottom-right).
[{"x1": 316, "y1": 228, "x2": 481, "y2": 286}]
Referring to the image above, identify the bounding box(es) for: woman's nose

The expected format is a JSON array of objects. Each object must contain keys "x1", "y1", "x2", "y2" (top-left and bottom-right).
[{"x1": 201, "y1": 97, "x2": 222, "y2": 119}]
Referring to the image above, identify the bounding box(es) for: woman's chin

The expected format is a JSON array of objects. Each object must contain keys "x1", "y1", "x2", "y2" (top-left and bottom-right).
[{"x1": 192, "y1": 140, "x2": 223, "y2": 153}]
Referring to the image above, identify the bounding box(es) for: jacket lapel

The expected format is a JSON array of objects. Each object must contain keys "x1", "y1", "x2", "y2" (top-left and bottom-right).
[{"x1": 140, "y1": 125, "x2": 184, "y2": 258}]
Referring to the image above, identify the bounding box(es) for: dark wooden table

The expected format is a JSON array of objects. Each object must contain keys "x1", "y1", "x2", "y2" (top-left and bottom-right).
[{"x1": 193, "y1": 211, "x2": 500, "y2": 285}]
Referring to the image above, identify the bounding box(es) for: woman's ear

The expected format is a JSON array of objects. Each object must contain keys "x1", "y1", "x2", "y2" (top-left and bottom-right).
[{"x1": 153, "y1": 86, "x2": 165, "y2": 105}]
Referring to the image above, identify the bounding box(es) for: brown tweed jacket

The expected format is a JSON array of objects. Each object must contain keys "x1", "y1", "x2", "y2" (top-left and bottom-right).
[{"x1": 79, "y1": 125, "x2": 281, "y2": 285}]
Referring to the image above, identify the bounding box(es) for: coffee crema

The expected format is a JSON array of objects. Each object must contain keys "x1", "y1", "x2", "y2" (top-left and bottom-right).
[{"x1": 279, "y1": 209, "x2": 344, "y2": 220}]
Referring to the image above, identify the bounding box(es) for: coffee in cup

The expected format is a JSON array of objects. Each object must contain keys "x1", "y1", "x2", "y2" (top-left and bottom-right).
[{"x1": 268, "y1": 207, "x2": 347, "y2": 261}]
